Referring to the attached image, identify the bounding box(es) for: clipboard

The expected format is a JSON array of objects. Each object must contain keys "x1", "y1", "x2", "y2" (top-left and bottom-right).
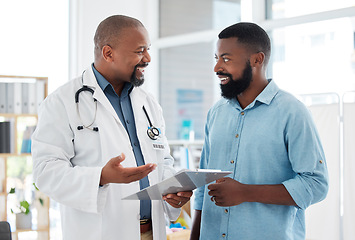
[{"x1": 122, "y1": 169, "x2": 232, "y2": 200}]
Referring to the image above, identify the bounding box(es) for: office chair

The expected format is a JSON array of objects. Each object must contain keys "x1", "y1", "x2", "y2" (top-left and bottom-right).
[{"x1": 0, "y1": 221, "x2": 12, "y2": 240}]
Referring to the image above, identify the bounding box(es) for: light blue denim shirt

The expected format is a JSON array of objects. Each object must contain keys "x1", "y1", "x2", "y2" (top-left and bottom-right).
[{"x1": 194, "y1": 80, "x2": 329, "y2": 240}]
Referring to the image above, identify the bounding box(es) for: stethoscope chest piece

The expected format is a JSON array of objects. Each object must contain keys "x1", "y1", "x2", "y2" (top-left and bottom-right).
[
  {"x1": 147, "y1": 126, "x2": 160, "y2": 140},
  {"x1": 143, "y1": 106, "x2": 160, "y2": 140}
]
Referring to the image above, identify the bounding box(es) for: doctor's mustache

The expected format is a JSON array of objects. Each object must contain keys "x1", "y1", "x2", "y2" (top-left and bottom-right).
[
  {"x1": 136, "y1": 63, "x2": 149, "y2": 68},
  {"x1": 130, "y1": 64, "x2": 148, "y2": 87}
]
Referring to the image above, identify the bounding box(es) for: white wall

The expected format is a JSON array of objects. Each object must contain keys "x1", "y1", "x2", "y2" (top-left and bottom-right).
[
  {"x1": 0, "y1": 0, "x2": 69, "y2": 94},
  {"x1": 68, "y1": 0, "x2": 158, "y2": 91}
]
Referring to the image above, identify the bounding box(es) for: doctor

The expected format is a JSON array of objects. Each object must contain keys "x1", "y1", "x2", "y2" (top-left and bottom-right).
[{"x1": 32, "y1": 15, "x2": 192, "y2": 240}]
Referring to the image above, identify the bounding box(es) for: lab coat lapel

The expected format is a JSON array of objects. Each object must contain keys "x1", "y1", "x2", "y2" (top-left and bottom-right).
[
  {"x1": 82, "y1": 67, "x2": 122, "y2": 125},
  {"x1": 130, "y1": 88, "x2": 159, "y2": 185},
  {"x1": 81, "y1": 67, "x2": 133, "y2": 168},
  {"x1": 130, "y1": 88, "x2": 148, "y2": 149}
]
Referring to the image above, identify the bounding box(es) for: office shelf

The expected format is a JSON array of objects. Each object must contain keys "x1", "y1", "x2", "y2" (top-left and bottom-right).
[{"x1": 0, "y1": 75, "x2": 49, "y2": 240}]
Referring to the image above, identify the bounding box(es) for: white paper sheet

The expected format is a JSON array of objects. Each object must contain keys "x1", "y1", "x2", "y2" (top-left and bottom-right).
[{"x1": 122, "y1": 169, "x2": 232, "y2": 200}]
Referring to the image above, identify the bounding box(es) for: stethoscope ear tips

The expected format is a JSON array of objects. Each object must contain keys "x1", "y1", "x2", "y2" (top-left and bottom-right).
[{"x1": 77, "y1": 125, "x2": 99, "y2": 131}]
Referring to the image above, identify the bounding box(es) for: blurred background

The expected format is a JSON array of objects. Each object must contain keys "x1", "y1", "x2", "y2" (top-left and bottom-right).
[{"x1": 1, "y1": 0, "x2": 355, "y2": 239}]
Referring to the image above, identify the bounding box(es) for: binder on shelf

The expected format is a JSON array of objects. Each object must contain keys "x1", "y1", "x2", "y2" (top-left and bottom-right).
[
  {"x1": 36, "y1": 80, "x2": 45, "y2": 109},
  {"x1": 9, "y1": 119, "x2": 15, "y2": 154},
  {"x1": 5, "y1": 121, "x2": 11, "y2": 153},
  {"x1": 0, "y1": 83, "x2": 6, "y2": 113},
  {"x1": 0, "y1": 122, "x2": 4, "y2": 153},
  {"x1": 21, "y1": 82, "x2": 29, "y2": 114},
  {"x1": 0, "y1": 121, "x2": 11, "y2": 153},
  {"x1": 13, "y1": 82, "x2": 22, "y2": 114},
  {"x1": 28, "y1": 82, "x2": 37, "y2": 114},
  {"x1": 6, "y1": 83, "x2": 14, "y2": 113},
  {"x1": 22, "y1": 82, "x2": 37, "y2": 114}
]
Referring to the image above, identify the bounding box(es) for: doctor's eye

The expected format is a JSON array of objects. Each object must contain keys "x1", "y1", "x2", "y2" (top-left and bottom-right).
[
  {"x1": 135, "y1": 47, "x2": 150, "y2": 55},
  {"x1": 135, "y1": 48, "x2": 144, "y2": 54},
  {"x1": 214, "y1": 55, "x2": 219, "y2": 62}
]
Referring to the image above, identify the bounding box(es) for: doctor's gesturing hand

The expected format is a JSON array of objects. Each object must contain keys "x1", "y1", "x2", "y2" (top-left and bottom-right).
[{"x1": 100, "y1": 153, "x2": 157, "y2": 185}]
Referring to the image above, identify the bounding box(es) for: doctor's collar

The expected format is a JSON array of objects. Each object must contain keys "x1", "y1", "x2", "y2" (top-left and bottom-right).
[{"x1": 92, "y1": 64, "x2": 133, "y2": 97}]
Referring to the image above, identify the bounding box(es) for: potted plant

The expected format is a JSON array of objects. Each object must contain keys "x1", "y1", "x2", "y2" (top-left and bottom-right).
[
  {"x1": 8, "y1": 184, "x2": 44, "y2": 230},
  {"x1": 8, "y1": 187, "x2": 32, "y2": 229}
]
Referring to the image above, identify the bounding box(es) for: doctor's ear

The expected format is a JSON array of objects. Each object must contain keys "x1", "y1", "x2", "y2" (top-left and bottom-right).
[{"x1": 102, "y1": 45, "x2": 114, "y2": 62}]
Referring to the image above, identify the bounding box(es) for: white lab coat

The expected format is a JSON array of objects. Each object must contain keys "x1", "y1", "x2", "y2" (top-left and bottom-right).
[{"x1": 32, "y1": 66, "x2": 180, "y2": 240}]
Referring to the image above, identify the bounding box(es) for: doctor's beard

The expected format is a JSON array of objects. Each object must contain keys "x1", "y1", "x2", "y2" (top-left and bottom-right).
[
  {"x1": 219, "y1": 60, "x2": 253, "y2": 100},
  {"x1": 130, "y1": 63, "x2": 148, "y2": 87}
]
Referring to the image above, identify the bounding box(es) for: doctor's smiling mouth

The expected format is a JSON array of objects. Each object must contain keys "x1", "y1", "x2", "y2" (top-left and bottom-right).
[{"x1": 131, "y1": 63, "x2": 149, "y2": 87}]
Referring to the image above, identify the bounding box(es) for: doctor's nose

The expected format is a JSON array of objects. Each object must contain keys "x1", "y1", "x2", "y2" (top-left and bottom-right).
[{"x1": 143, "y1": 50, "x2": 151, "y2": 63}]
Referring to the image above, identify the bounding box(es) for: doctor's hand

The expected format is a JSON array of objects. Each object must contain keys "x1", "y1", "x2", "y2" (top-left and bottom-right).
[
  {"x1": 100, "y1": 153, "x2": 156, "y2": 185},
  {"x1": 163, "y1": 191, "x2": 193, "y2": 208}
]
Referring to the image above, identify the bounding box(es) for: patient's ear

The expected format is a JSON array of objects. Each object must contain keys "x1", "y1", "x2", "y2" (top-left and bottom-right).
[{"x1": 250, "y1": 52, "x2": 265, "y2": 67}]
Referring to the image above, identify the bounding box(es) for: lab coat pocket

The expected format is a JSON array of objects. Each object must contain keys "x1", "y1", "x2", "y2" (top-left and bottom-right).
[{"x1": 72, "y1": 127, "x2": 102, "y2": 167}]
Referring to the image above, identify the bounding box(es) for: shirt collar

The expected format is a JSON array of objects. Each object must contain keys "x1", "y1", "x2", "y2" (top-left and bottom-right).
[
  {"x1": 91, "y1": 63, "x2": 133, "y2": 97},
  {"x1": 227, "y1": 79, "x2": 279, "y2": 110},
  {"x1": 254, "y1": 79, "x2": 279, "y2": 106}
]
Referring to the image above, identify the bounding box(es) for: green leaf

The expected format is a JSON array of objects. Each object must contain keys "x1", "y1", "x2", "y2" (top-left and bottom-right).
[
  {"x1": 9, "y1": 188, "x2": 15, "y2": 194},
  {"x1": 19, "y1": 200, "x2": 30, "y2": 214},
  {"x1": 39, "y1": 198, "x2": 44, "y2": 206},
  {"x1": 33, "y1": 183, "x2": 39, "y2": 191}
]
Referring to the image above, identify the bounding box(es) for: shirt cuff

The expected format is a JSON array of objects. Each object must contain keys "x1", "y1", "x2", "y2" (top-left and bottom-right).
[
  {"x1": 282, "y1": 176, "x2": 311, "y2": 210},
  {"x1": 97, "y1": 183, "x2": 109, "y2": 213}
]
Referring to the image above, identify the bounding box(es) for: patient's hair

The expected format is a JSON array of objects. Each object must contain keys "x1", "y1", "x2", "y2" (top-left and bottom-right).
[{"x1": 219, "y1": 22, "x2": 271, "y2": 66}]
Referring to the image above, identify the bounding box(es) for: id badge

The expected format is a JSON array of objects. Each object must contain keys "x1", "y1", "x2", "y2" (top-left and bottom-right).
[{"x1": 152, "y1": 141, "x2": 165, "y2": 150}]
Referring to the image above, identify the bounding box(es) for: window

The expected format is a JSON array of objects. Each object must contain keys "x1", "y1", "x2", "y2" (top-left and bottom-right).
[
  {"x1": 158, "y1": 0, "x2": 241, "y2": 140},
  {"x1": 268, "y1": 17, "x2": 355, "y2": 95},
  {"x1": 266, "y1": 0, "x2": 355, "y2": 19}
]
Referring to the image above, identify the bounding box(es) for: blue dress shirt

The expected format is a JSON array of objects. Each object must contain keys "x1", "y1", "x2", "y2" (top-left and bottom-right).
[
  {"x1": 92, "y1": 65, "x2": 151, "y2": 220},
  {"x1": 194, "y1": 80, "x2": 329, "y2": 240}
]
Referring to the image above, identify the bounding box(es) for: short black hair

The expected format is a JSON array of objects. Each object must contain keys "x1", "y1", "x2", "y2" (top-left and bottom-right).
[
  {"x1": 219, "y1": 22, "x2": 271, "y2": 66},
  {"x1": 94, "y1": 15, "x2": 144, "y2": 60}
]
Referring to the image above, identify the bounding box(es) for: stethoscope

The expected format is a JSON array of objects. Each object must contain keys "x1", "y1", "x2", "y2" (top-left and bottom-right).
[
  {"x1": 142, "y1": 106, "x2": 160, "y2": 140},
  {"x1": 75, "y1": 78, "x2": 160, "y2": 140},
  {"x1": 75, "y1": 85, "x2": 99, "y2": 132}
]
